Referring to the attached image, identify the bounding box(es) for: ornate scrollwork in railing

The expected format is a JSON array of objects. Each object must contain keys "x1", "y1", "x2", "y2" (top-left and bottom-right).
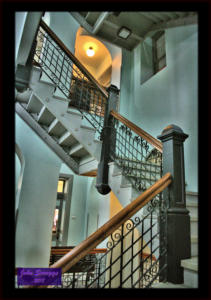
[
  {"x1": 33, "y1": 21, "x2": 108, "y2": 138},
  {"x1": 110, "y1": 117, "x2": 163, "y2": 194},
  {"x1": 53, "y1": 192, "x2": 167, "y2": 289}
]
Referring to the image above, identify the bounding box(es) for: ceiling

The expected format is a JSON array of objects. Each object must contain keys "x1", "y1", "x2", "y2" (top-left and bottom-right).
[
  {"x1": 74, "y1": 28, "x2": 112, "y2": 86},
  {"x1": 70, "y1": 11, "x2": 198, "y2": 51}
]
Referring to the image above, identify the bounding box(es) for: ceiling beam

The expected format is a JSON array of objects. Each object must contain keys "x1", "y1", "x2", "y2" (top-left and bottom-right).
[
  {"x1": 70, "y1": 12, "x2": 93, "y2": 32},
  {"x1": 92, "y1": 12, "x2": 111, "y2": 34},
  {"x1": 70, "y1": 12, "x2": 111, "y2": 35},
  {"x1": 144, "y1": 14, "x2": 198, "y2": 38},
  {"x1": 139, "y1": 12, "x2": 159, "y2": 23}
]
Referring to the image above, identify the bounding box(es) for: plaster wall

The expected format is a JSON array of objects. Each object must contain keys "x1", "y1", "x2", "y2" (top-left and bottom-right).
[
  {"x1": 15, "y1": 12, "x2": 27, "y2": 62},
  {"x1": 59, "y1": 164, "x2": 88, "y2": 246},
  {"x1": 119, "y1": 25, "x2": 198, "y2": 192},
  {"x1": 85, "y1": 177, "x2": 110, "y2": 248},
  {"x1": 49, "y1": 12, "x2": 79, "y2": 53},
  {"x1": 15, "y1": 114, "x2": 61, "y2": 267}
]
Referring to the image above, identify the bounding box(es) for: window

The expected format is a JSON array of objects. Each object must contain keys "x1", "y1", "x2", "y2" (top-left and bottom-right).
[
  {"x1": 57, "y1": 180, "x2": 65, "y2": 193},
  {"x1": 152, "y1": 31, "x2": 166, "y2": 74},
  {"x1": 140, "y1": 31, "x2": 166, "y2": 84},
  {"x1": 52, "y1": 208, "x2": 59, "y2": 233}
]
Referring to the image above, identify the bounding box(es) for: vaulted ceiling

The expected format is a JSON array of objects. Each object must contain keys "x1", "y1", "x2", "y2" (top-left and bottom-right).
[{"x1": 70, "y1": 11, "x2": 198, "y2": 51}]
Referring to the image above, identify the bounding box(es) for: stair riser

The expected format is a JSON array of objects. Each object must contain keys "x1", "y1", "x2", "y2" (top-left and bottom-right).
[
  {"x1": 183, "y1": 269, "x2": 198, "y2": 288},
  {"x1": 191, "y1": 220, "x2": 198, "y2": 237},
  {"x1": 187, "y1": 206, "x2": 198, "y2": 218},
  {"x1": 186, "y1": 192, "x2": 198, "y2": 203},
  {"x1": 191, "y1": 242, "x2": 198, "y2": 257}
]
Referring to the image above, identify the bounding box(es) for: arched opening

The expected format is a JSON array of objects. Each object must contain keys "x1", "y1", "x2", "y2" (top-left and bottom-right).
[{"x1": 74, "y1": 27, "x2": 112, "y2": 88}]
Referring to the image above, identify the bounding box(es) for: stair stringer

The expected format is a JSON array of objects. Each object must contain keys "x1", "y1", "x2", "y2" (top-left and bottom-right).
[{"x1": 27, "y1": 67, "x2": 102, "y2": 163}]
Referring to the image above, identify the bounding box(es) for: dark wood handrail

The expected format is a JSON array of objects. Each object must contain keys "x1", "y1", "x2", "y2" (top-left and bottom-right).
[
  {"x1": 39, "y1": 20, "x2": 108, "y2": 99},
  {"x1": 50, "y1": 172, "x2": 171, "y2": 273},
  {"x1": 110, "y1": 110, "x2": 163, "y2": 153}
]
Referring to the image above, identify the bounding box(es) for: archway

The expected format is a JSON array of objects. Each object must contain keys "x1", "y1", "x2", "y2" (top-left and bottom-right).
[{"x1": 74, "y1": 27, "x2": 113, "y2": 88}]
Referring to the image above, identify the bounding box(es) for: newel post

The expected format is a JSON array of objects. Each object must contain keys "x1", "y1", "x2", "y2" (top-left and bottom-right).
[
  {"x1": 157, "y1": 124, "x2": 191, "y2": 284},
  {"x1": 96, "y1": 85, "x2": 119, "y2": 195}
]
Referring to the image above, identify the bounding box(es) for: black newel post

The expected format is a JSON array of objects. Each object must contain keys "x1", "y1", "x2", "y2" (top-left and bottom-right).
[
  {"x1": 96, "y1": 85, "x2": 119, "y2": 195},
  {"x1": 158, "y1": 124, "x2": 191, "y2": 284}
]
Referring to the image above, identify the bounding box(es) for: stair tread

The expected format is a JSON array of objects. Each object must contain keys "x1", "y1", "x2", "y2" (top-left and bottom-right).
[
  {"x1": 67, "y1": 109, "x2": 82, "y2": 118},
  {"x1": 187, "y1": 201, "x2": 198, "y2": 207},
  {"x1": 80, "y1": 125, "x2": 96, "y2": 132},
  {"x1": 191, "y1": 235, "x2": 198, "y2": 242},
  {"x1": 152, "y1": 282, "x2": 189, "y2": 288},
  {"x1": 186, "y1": 191, "x2": 198, "y2": 196},
  {"x1": 181, "y1": 257, "x2": 198, "y2": 272}
]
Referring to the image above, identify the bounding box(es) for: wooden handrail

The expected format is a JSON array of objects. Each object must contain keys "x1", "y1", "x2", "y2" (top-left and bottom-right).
[
  {"x1": 39, "y1": 20, "x2": 108, "y2": 99},
  {"x1": 50, "y1": 247, "x2": 107, "y2": 255},
  {"x1": 50, "y1": 172, "x2": 171, "y2": 273},
  {"x1": 110, "y1": 110, "x2": 163, "y2": 153}
]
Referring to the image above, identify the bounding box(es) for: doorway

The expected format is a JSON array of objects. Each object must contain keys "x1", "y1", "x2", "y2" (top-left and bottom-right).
[{"x1": 51, "y1": 175, "x2": 73, "y2": 246}]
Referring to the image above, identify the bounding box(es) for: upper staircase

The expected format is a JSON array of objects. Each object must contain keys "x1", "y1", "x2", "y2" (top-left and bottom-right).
[{"x1": 15, "y1": 18, "x2": 197, "y2": 288}]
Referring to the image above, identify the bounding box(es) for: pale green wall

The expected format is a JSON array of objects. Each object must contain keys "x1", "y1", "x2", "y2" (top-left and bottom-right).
[
  {"x1": 85, "y1": 177, "x2": 110, "y2": 248},
  {"x1": 49, "y1": 12, "x2": 79, "y2": 53},
  {"x1": 15, "y1": 12, "x2": 27, "y2": 62},
  {"x1": 59, "y1": 164, "x2": 88, "y2": 246},
  {"x1": 15, "y1": 114, "x2": 62, "y2": 267},
  {"x1": 15, "y1": 153, "x2": 21, "y2": 194},
  {"x1": 59, "y1": 165, "x2": 110, "y2": 247},
  {"x1": 120, "y1": 25, "x2": 198, "y2": 192}
]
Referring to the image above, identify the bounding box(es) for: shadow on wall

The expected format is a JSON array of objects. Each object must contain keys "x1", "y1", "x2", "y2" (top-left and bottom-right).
[{"x1": 15, "y1": 143, "x2": 25, "y2": 226}]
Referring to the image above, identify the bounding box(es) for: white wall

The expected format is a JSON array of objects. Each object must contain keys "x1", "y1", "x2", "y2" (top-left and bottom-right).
[
  {"x1": 49, "y1": 12, "x2": 79, "y2": 53},
  {"x1": 15, "y1": 114, "x2": 61, "y2": 267},
  {"x1": 120, "y1": 25, "x2": 198, "y2": 192},
  {"x1": 15, "y1": 12, "x2": 27, "y2": 62},
  {"x1": 85, "y1": 177, "x2": 110, "y2": 248}
]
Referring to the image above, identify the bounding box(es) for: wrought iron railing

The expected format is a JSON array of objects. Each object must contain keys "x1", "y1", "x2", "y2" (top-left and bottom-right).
[
  {"x1": 53, "y1": 252, "x2": 106, "y2": 288},
  {"x1": 33, "y1": 20, "x2": 108, "y2": 137},
  {"x1": 51, "y1": 191, "x2": 166, "y2": 289},
  {"x1": 109, "y1": 111, "x2": 163, "y2": 193}
]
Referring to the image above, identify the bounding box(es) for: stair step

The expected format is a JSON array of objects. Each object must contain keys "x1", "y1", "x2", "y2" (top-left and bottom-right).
[
  {"x1": 151, "y1": 282, "x2": 189, "y2": 288},
  {"x1": 69, "y1": 143, "x2": 88, "y2": 158},
  {"x1": 67, "y1": 108, "x2": 83, "y2": 118},
  {"x1": 40, "y1": 72, "x2": 56, "y2": 86},
  {"x1": 187, "y1": 201, "x2": 198, "y2": 218},
  {"x1": 53, "y1": 87, "x2": 69, "y2": 101},
  {"x1": 58, "y1": 131, "x2": 77, "y2": 147},
  {"x1": 79, "y1": 156, "x2": 98, "y2": 175},
  {"x1": 181, "y1": 257, "x2": 198, "y2": 288},
  {"x1": 112, "y1": 171, "x2": 122, "y2": 177},
  {"x1": 48, "y1": 119, "x2": 66, "y2": 137},
  {"x1": 37, "y1": 106, "x2": 55, "y2": 126},
  {"x1": 26, "y1": 93, "x2": 43, "y2": 113},
  {"x1": 80, "y1": 125, "x2": 96, "y2": 132},
  {"x1": 191, "y1": 236, "x2": 198, "y2": 256},
  {"x1": 186, "y1": 191, "x2": 198, "y2": 203},
  {"x1": 190, "y1": 216, "x2": 198, "y2": 236},
  {"x1": 181, "y1": 257, "x2": 198, "y2": 272},
  {"x1": 16, "y1": 88, "x2": 32, "y2": 103}
]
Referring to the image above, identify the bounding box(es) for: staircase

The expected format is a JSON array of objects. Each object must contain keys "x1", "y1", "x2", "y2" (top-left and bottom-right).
[
  {"x1": 181, "y1": 191, "x2": 198, "y2": 288},
  {"x1": 15, "y1": 18, "x2": 198, "y2": 288}
]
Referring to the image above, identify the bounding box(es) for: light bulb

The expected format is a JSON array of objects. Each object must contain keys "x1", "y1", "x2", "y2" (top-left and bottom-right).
[{"x1": 86, "y1": 47, "x2": 95, "y2": 57}]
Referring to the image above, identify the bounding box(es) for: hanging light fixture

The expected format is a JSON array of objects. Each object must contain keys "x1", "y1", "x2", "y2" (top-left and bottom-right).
[
  {"x1": 86, "y1": 46, "x2": 95, "y2": 57},
  {"x1": 117, "y1": 26, "x2": 131, "y2": 39}
]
